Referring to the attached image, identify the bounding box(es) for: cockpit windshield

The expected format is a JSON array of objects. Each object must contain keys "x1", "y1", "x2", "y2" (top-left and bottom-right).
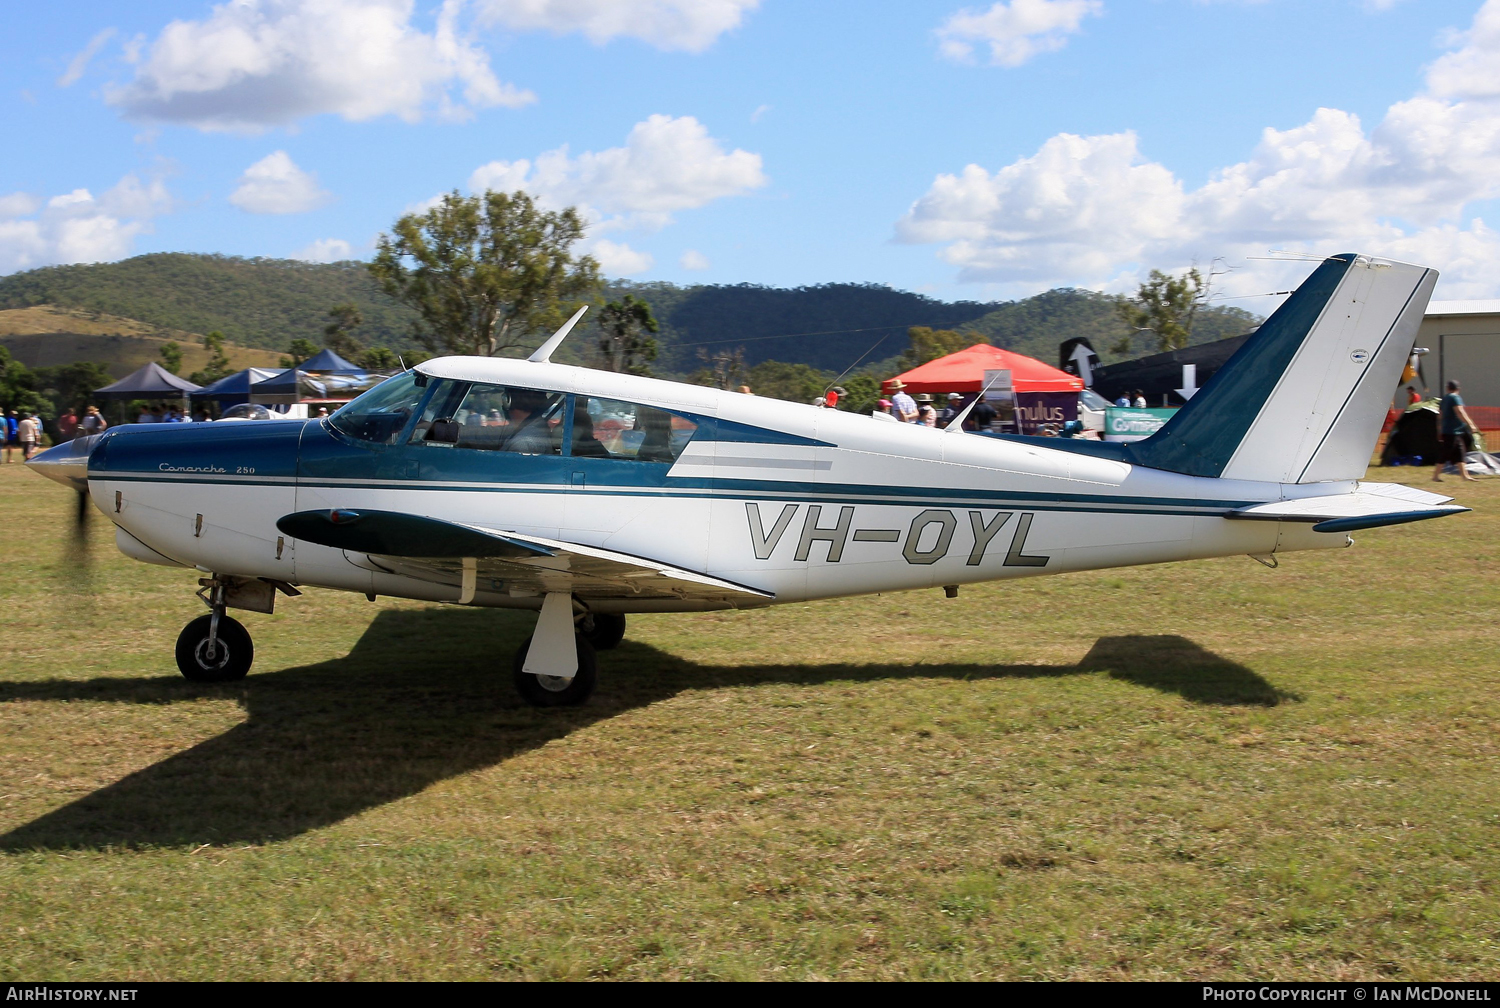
[{"x1": 327, "y1": 370, "x2": 427, "y2": 444}]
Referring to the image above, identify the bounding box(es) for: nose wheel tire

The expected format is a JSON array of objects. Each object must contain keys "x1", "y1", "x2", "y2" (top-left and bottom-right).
[
  {"x1": 583, "y1": 613, "x2": 626, "y2": 651},
  {"x1": 175, "y1": 613, "x2": 253, "y2": 682},
  {"x1": 512, "y1": 633, "x2": 597, "y2": 707}
]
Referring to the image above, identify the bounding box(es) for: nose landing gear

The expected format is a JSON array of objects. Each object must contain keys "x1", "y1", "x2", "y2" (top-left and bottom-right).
[{"x1": 175, "y1": 577, "x2": 254, "y2": 682}]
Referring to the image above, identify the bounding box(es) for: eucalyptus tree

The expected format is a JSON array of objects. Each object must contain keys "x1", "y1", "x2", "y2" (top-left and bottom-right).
[{"x1": 369, "y1": 190, "x2": 601, "y2": 358}]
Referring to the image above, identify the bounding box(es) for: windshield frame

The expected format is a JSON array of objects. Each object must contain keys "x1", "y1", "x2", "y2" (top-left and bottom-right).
[{"x1": 326, "y1": 370, "x2": 436, "y2": 447}]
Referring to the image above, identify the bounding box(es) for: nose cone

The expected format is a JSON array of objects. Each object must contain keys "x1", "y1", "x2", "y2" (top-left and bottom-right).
[{"x1": 26, "y1": 435, "x2": 100, "y2": 492}]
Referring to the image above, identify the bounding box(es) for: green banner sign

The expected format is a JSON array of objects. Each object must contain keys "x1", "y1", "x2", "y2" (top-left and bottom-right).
[{"x1": 1104, "y1": 407, "x2": 1176, "y2": 442}]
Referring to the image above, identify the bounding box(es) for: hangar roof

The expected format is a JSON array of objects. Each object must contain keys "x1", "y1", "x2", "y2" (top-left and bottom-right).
[{"x1": 1425, "y1": 300, "x2": 1500, "y2": 316}]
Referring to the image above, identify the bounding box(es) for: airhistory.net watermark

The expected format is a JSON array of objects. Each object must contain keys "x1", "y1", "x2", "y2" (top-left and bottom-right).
[{"x1": 4, "y1": 989, "x2": 138, "y2": 1001}]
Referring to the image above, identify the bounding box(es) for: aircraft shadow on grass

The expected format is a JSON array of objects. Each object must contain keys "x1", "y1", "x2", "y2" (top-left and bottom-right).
[{"x1": 0, "y1": 608, "x2": 1295, "y2": 852}]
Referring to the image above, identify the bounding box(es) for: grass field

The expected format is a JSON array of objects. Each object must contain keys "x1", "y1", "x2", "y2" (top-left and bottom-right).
[{"x1": 0, "y1": 461, "x2": 1496, "y2": 981}]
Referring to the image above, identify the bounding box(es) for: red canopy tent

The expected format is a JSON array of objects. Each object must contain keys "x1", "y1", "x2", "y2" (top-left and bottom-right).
[{"x1": 891, "y1": 344, "x2": 1083, "y2": 394}]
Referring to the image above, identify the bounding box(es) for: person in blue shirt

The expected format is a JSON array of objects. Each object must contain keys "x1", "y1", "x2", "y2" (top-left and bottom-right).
[
  {"x1": 1434, "y1": 380, "x2": 1479, "y2": 483},
  {"x1": 2, "y1": 410, "x2": 17, "y2": 464}
]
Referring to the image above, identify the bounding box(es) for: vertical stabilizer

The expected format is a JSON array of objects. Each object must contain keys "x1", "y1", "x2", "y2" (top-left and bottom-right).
[{"x1": 1128, "y1": 254, "x2": 1437, "y2": 484}]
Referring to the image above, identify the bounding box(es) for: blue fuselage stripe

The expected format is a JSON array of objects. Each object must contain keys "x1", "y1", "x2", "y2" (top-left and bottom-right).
[{"x1": 92, "y1": 470, "x2": 1256, "y2": 517}]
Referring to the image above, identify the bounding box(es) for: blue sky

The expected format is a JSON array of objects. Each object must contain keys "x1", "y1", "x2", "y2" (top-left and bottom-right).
[{"x1": 3, "y1": 0, "x2": 1498, "y2": 307}]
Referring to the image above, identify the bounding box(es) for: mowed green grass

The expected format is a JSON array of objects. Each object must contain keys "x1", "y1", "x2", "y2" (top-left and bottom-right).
[{"x1": 0, "y1": 461, "x2": 1496, "y2": 981}]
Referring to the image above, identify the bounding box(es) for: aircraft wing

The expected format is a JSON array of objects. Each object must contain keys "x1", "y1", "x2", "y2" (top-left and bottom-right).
[
  {"x1": 276, "y1": 508, "x2": 774, "y2": 604},
  {"x1": 1224, "y1": 482, "x2": 1469, "y2": 532}
]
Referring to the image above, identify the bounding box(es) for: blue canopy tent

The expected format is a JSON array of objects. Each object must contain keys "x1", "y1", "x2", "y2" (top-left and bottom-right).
[
  {"x1": 248, "y1": 367, "x2": 329, "y2": 406},
  {"x1": 189, "y1": 367, "x2": 281, "y2": 406},
  {"x1": 94, "y1": 362, "x2": 202, "y2": 398},
  {"x1": 250, "y1": 349, "x2": 392, "y2": 406},
  {"x1": 298, "y1": 348, "x2": 365, "y2": 374}
]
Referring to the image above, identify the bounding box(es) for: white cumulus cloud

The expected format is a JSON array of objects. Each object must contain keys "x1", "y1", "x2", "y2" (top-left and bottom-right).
[
  {"x1": 107, "y1": 0, "x2": 533, "y2": 132},
  {"x1": 900, "y1": 0, "x2": 1500, "y2": 299},
  {"x1": 0, "y1": 176, "x2": 172, "y2": 275},
  {"x1": 590, "y1": 239, "x2": 653, "y2": 275},
  {"x1": 679, "y1": 249, "x2": 710, "y2": 270},
  {"x1": 475, "y1": 0, "x2": 758, "y2": 52},
  {"x1": 230, "y1": 151, "x2": 332, "y2": 214},
  {"x1": 936, "y1": 0, "x2": 1101, "y2": 67},
  {"x1": 294, "y1": 238, "x2": 355, "y2": 262},
  {"x1": 468, "y1": 114, "x2": 767, "y2": 231},
  {"x1": 0, "y1": 193, "x2": 42, "y2": 218}
]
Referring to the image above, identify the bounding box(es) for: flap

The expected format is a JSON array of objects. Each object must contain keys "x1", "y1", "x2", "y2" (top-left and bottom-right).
[{"x1": 277, "y1": 508, "x2": 773, "y2": 604}]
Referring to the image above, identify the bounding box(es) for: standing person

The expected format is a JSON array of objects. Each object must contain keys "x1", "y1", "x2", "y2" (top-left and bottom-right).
[
  {"x1": 81, "y1": 405, "x2": 108, "y2": 436},
  {"x1": 915, "y1": 394, "x2": 938, "y2": 427},
  {"x1": 939, "y1": 393, "x2": 964, "y2": 426},
  {"x1": 3, "y1": 410, "x2": 17, "y2": 463},
  {"x1": 968, "y1": 397, "x2": 997, "y2": 432},
  {"x1": 887, "y1": 380, "x2": 918, "y2": 423},
  {"x1": 1132, "y1": 389, "x2": 1147, "y2": 408},
  {"x1": 1113, "y1": 392, "x2": 1130, "y2": 407},
  {"x1": 1434, "y1": 380, "x2": 1480, "y2": 483},
  {"x1": 17, "y1": 412, "x2": 40, "y2": 460},
  {"x1": 55, "y1": 408, "x2": 79, "y2": 443}
]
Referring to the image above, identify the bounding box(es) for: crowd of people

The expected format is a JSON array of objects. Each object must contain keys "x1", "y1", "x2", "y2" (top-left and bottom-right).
[
  {"x1": 2, "y1": 406, "x2": 111, "y2": 461},
  {"x1": 872, "y1": 380, "x2": 998, "y2": 430}
]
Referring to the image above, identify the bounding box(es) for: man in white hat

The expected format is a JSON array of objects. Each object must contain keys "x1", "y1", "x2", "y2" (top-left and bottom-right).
[
  {"x1": 940, "y1": 392, "x2": 964, "y2": 426},
  {"x1": 886, "y1": 379, "x2": 917, "y2": 423}
]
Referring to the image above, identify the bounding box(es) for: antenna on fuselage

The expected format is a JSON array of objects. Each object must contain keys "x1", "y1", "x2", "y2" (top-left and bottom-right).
[
  {"x1": 943, "y1": 369, "x2": 1006, "y2": 433},
  {"x1": 527, "y1": 306, "x2": 590, "y2": 364}
]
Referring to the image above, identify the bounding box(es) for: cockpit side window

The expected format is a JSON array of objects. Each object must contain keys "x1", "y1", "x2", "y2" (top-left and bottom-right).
[
  {"x1": 574, "y1": 396, "x2": 696, "y2": 463},
  {"x1": 411, "y1": 381, "x2": 565, "y2": 455},
  {"x1": 327, "y1": 370, "x2": 428, "y2": 445}
]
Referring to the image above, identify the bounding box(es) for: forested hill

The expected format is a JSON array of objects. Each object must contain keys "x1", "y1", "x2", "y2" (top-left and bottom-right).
[
  {"x1": 613, "y1": 280, "x2": 1000, "y2": 373},
  {"x1": 0, "y1": 254, "x2": 420, "y2": 351},
  {"x1": 0, "y1": 253, "x2": 1261, "y2": 373}
]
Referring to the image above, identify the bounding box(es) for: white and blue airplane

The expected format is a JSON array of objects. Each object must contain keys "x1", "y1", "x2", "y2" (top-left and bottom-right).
[{"x1": 28, "y1": 253, "x2": 1468, "y2": 705}]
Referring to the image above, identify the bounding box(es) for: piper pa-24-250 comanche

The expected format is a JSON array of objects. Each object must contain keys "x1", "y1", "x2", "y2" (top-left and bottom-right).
[{"x1": 28, "y1": 253, "x2": 1470, "y2": 705}]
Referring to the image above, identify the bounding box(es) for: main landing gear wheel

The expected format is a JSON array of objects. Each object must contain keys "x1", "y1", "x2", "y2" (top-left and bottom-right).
[
  {"x1": 583, "y1": 613, "x2": 626, "y2": 651},
  {"x1": 512, "y1": 633, "x2": 597, "y2": 707},
  {"x1": 175, "y1": 613, "x2": 253, "y2": 682}
]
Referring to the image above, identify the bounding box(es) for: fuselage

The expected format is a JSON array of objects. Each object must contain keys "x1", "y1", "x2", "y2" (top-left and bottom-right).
[{"x1": 82, "y1": 358, "x2": 1353, "y2": 612}]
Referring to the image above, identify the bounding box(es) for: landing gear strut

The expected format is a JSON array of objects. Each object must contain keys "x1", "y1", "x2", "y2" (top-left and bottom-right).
[
  {"x1": 581, "y1": 612, "x2": 626, "y2": 651},
  {"x1": 175, "y1": 578, "x2": 253, "y2": 682}
]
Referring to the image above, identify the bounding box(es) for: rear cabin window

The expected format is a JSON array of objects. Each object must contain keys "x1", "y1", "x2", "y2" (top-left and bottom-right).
[{"x1": 574, "y1": 396, "x2": 696, "y2": 463}]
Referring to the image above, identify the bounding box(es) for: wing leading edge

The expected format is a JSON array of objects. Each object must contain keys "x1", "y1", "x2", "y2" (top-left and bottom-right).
[{"x1": 276, "y1": 508, "x2": 774, "y2": 604}]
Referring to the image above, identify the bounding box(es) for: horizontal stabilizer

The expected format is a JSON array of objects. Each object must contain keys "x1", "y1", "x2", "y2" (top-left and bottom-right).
[
  {"x1": 278, "y1": 508, "x2": 773, "y2": 604},
  {"x1": 1224, "y1": 482, "x2": 1468, "y2": 531}
]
